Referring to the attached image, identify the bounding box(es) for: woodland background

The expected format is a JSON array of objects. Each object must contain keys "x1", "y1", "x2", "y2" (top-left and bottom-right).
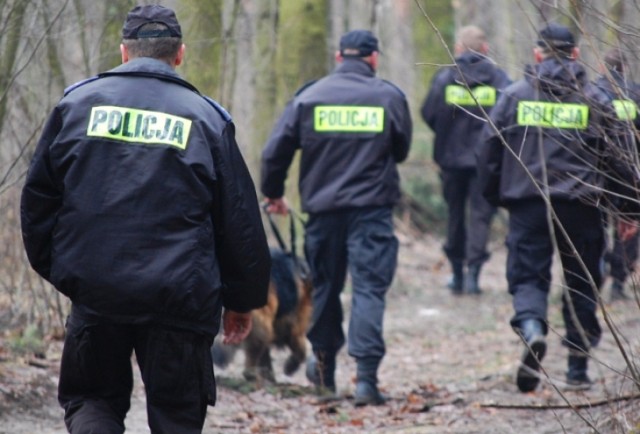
[{"x1": 1, "y1": 0, "x2": 640, "y2": 362}]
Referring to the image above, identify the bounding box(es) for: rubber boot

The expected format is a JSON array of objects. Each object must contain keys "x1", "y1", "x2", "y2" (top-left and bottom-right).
[
  {"x1": 447, "y1": 261, "x2": 464, "y2": 295},
  {"x1": 354, "y1": 357, "x2": 386, "y2": 406},
  {"x1": 565, "y1": 352, "x2": 592, "y2": 391},
  {"x1": 305, "y1": 352, "x2": 336, "y2": 395},
  {"x1": 516, "y1": 319, "x2": 547, "y2": 393},
  {"x1": 465, "y1": 264, "x2": 482, "y2": 295}
]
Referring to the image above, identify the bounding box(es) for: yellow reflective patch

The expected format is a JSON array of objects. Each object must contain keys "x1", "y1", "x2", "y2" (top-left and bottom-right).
[
  {"x1": 87, "y1": 106, "x2": 192, "y2": 150},
  {"x1": 613, "y1": 99, "x2": 637, "y2": 121},
  {"x1": 314, "y1": 106, "x2": 384, "y2": 132},
  {"x1": 517, "y1": 101, "x2": 589, "y2": 129},
  {"x1": 445, "y1": 85, "x2": 496, "y2": 106}
]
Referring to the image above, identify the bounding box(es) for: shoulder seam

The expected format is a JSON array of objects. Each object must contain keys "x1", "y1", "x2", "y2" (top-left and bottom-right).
[
  {"x1": 381, "y1": 79, "x2": 406, "y2": 97},
  {"x1": 295, "y1": 79, "x2": 319, "y2": 96},
  {"x1": 63, "y1": 76, "x2": 100, "y2": 96},
  {"x1": 203, "y1": 96, "x2": 232, "y2": 123}
]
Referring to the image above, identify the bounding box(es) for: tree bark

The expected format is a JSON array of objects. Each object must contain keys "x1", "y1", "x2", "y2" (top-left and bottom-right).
[{"x1": 0, "y1": 0, "x2": 28, "y2": 138}]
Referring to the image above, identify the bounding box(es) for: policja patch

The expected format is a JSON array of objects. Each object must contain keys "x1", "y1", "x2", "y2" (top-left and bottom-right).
[
  {"x1": 314, "y1": 105, "x2": 384, "y2": 132},
  {"x1": 517, "y1": 101, "x2": 588, "y2": 129},
  {"x1": 87, "y1": 105, "x2": 192, "y2": 150},
  {"x1": 445, "y1": 85, "x2": 497, "y2": 107}
]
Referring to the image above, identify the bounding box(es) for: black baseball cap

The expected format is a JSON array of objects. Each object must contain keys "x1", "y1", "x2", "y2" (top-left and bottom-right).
[
  {"x1": 536, "y1": 23, "x2": 575, "y2": 51},
  {"x1": 340, "y1": 30, "x2": 379, "y2": 57},
  {"x1": 122, "y1": 5, "x2": 182, "y2": 39}
]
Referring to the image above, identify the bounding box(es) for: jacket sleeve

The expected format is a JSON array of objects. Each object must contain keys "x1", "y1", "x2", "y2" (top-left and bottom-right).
[
  {"x1": 389, "y1": 94, "x2": 413, "y2": 163},
  {"x1": 211, "y1": 122, "x2": 271, "y2": 313},
  {"x1": 602, "y1": 156, "x2": 640, "y2": 218},
  {"x1": 496, "y1": 69, "x2": 513, "y2": 90},
  {"x1": 420, "y1": 70, "x2": 446, "y2": 130},
  {"x1": 260, "y1": 100, "x2": 300, "y2": 199},
  {"x1": 477, "y1": 94, "x2": 508, "y2": 207},
  {"x1": 597, "y1": 102, "x2": 640, "y2": 218},
  {"x1": 20, "y1": 107, "x2": 64, "y2": 282},
  {"x1": 631, "y1": 83, "x2": 640, "y2": 131}
]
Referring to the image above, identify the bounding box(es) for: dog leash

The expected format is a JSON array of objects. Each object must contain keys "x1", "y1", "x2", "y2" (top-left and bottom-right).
[
  {"x1": 262, "y1": 204, "x2": 309, "y2": 279},
  {"x1": 287, "y1": 208, "x2": 307, "y2": 269}
]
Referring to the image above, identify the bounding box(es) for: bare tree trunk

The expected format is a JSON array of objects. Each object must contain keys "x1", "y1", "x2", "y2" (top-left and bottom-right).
[
  {"x1": 0, "y1": 0, "x2": 28, "y2": 138},
  {"x1": 41, "y1": 0, "x2": 67, "y2": 92},
  {"x1": 376, "y1": 0, "x2": 414, "y2": 96},
  {"x1": 275, "y1": 0, "x2": 329, "y2": 99},
  {"x1": 345, "y1": 0, "x2": 377, "y2": 29},
  {"x1": 178, "y1": 0, "x2": 224, "y2": 100},
  {"x1": 71, "y1": 0, "x2": 92, "y2": 77},
  {"x1": 413, "y1": 0, "x2": 455, "y2": 87},
  {"x1": 218, "y1": 0, "x2": 241, "y2": 110},
  {"x1": 616, "y1": 0, "x2": 640, "y2": 80},
  {"x1": 97, "y1": 0, "x2": 129, "y2": 72},
  {"x1": 570, "y1": 0, "x2": 611, "y2": 76},
  {"x1": 241, "y1": 0, "x2": 279, "y2": 173},
  {"x1": 328, "y1": 0, "x2": 346, "y2": 67}
]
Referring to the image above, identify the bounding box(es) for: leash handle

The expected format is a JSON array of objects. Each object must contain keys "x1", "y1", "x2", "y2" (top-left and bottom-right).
[
  {"x1": 287, "y1": 209, "x2": 310, "y2": 279},
  {"x1": 262, "y1": 203, "x2": 309, "y2": 279},
  {"x1": 287, "y1": 206, "x2": 307, "y2": 260},
  {"x1": 263, "y1": 203, "x2": 288, "y2": 252}
]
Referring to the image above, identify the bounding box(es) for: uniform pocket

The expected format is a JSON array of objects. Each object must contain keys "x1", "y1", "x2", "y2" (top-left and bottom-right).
[{"x1": 142, "y1": 328, "x2": 215, "y2": 410}]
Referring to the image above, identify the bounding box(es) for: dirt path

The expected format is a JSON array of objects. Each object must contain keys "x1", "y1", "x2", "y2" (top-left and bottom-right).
[{"x1": 1, "y1": 233, "x2": 639, "y2": 433}]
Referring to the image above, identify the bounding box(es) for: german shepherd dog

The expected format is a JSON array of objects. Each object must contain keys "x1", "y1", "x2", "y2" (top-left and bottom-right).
[{"x1": 212, "y1": 246, "x2": 313, "y2": 383}]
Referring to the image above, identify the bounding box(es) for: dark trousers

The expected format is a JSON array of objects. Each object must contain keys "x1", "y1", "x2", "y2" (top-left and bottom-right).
[
  {"x1": 609, "y1": 225, "x2": 639, "y2": 283},
  {"x1": 441, "y1": 168, "x2": 496, "y2": 267},
  {"x1": 58, "y1": 307, "x2": 216, "y2": 434},
  {"x1": 506, "y1": 200, "x2": 604, "y2": 352},
  {"x1": 304, "y1": 206, "x2": 398, "y2": 360}
]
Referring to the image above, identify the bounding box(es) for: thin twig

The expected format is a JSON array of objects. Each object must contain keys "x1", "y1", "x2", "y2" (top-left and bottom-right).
[{"x1": 481, "y1": 393, "x2": 640, "y2": 410}]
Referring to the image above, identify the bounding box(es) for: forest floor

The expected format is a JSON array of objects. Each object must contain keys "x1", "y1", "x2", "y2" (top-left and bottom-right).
[{"x1": 1, "y1": 229, "x2": 640, "y2": 433}]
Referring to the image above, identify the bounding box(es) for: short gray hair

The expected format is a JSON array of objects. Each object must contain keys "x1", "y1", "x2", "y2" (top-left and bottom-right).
[
  {"x1": 122, "y1": 23, "x2": 182, "y2": 63},
  {"x1": 456, "y1": 25, "x2": 487, "y2": 53}
]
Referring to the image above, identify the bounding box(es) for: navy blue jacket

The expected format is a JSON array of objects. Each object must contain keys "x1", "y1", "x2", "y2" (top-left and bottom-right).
[
  {"x1": 478, "y1": 58, "x2": 638, "y2": 215},
  {"x1": 594, "y1": 69, "x2": 640, "y2": 155},
  {"x1": 594, "y1": 69, "x2": 640, "y2": 127},
  {"x1": 261, "y1": 59, "x2": 412, "y2": 213},
  {"x1": 21, "y1": 58, "x2": 270, "y2": 334},
  {"x1": 421, "y1": 52, "x2": 510, "y2": 170}
]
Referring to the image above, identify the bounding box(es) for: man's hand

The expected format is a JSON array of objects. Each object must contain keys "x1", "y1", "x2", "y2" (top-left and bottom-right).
[
  {"x1": 222, "y1": 310, "x2": 252, "y2": 345},
  {"x1": 617, "y1": 218, "x2": 638, "y2": 242},
  {"x1": 263, "y1": 197, "x2": 289, "y2": 215}
]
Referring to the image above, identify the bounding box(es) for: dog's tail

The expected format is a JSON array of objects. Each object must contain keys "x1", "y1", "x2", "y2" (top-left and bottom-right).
[{"x1": 211, "y1": 336, "x2": 239, "y2": 369}]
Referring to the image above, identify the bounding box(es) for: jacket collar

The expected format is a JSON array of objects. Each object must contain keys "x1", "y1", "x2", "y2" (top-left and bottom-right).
[
  {"x1": 99, "y1": 57, "x2": 199, "y2": 93},
  {"x1": 106, "y1": 57, "x2": 180, "y2": 77},
  {"x1": 334, "y1": 58, "x2": 375, "y2": 77},
  {"x1": 525, "y1": 58, "x2": 586, "y2": 96}
]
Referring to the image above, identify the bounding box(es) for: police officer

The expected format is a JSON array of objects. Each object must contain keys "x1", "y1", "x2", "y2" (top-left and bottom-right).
[
  {"x1": 478, "y1": 23, "x2": 637, "y2": 392},
  {"x1": 421, "y1": 25, "x2": 510, "y2": 294},
  {"x1": 20, "y1": 5, "x2": 270, "y2": 432},
  {"x1": 595, "y1": 48, "x2": 640, "y2": 301},
  {"x1": 261, "y1": 30, "x2": 412, "y2": 406}
]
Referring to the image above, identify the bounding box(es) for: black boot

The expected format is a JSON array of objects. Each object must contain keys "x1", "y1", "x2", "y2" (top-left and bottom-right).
[
  {"x1": 565, "y1": 353, "x2": 592, "y2": 391},
  {"x1": 465, "y1": 264, "x2": 482, "y2": 294},
  {"x1": 516, "y1": 319, "x2": 547, "y2": 393},
  {"x1": 610, "y1": 279, "x2": 627, "y2": 302},
  {"x1": 447, "y1": 261, "x2": 464, "y2": 295},
  {"x1": 305, "y1": 352, "x2": 336, "y2": 394},
  {"x1": 354, "y1": 357, "x2": 386, "y2": 406}
]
